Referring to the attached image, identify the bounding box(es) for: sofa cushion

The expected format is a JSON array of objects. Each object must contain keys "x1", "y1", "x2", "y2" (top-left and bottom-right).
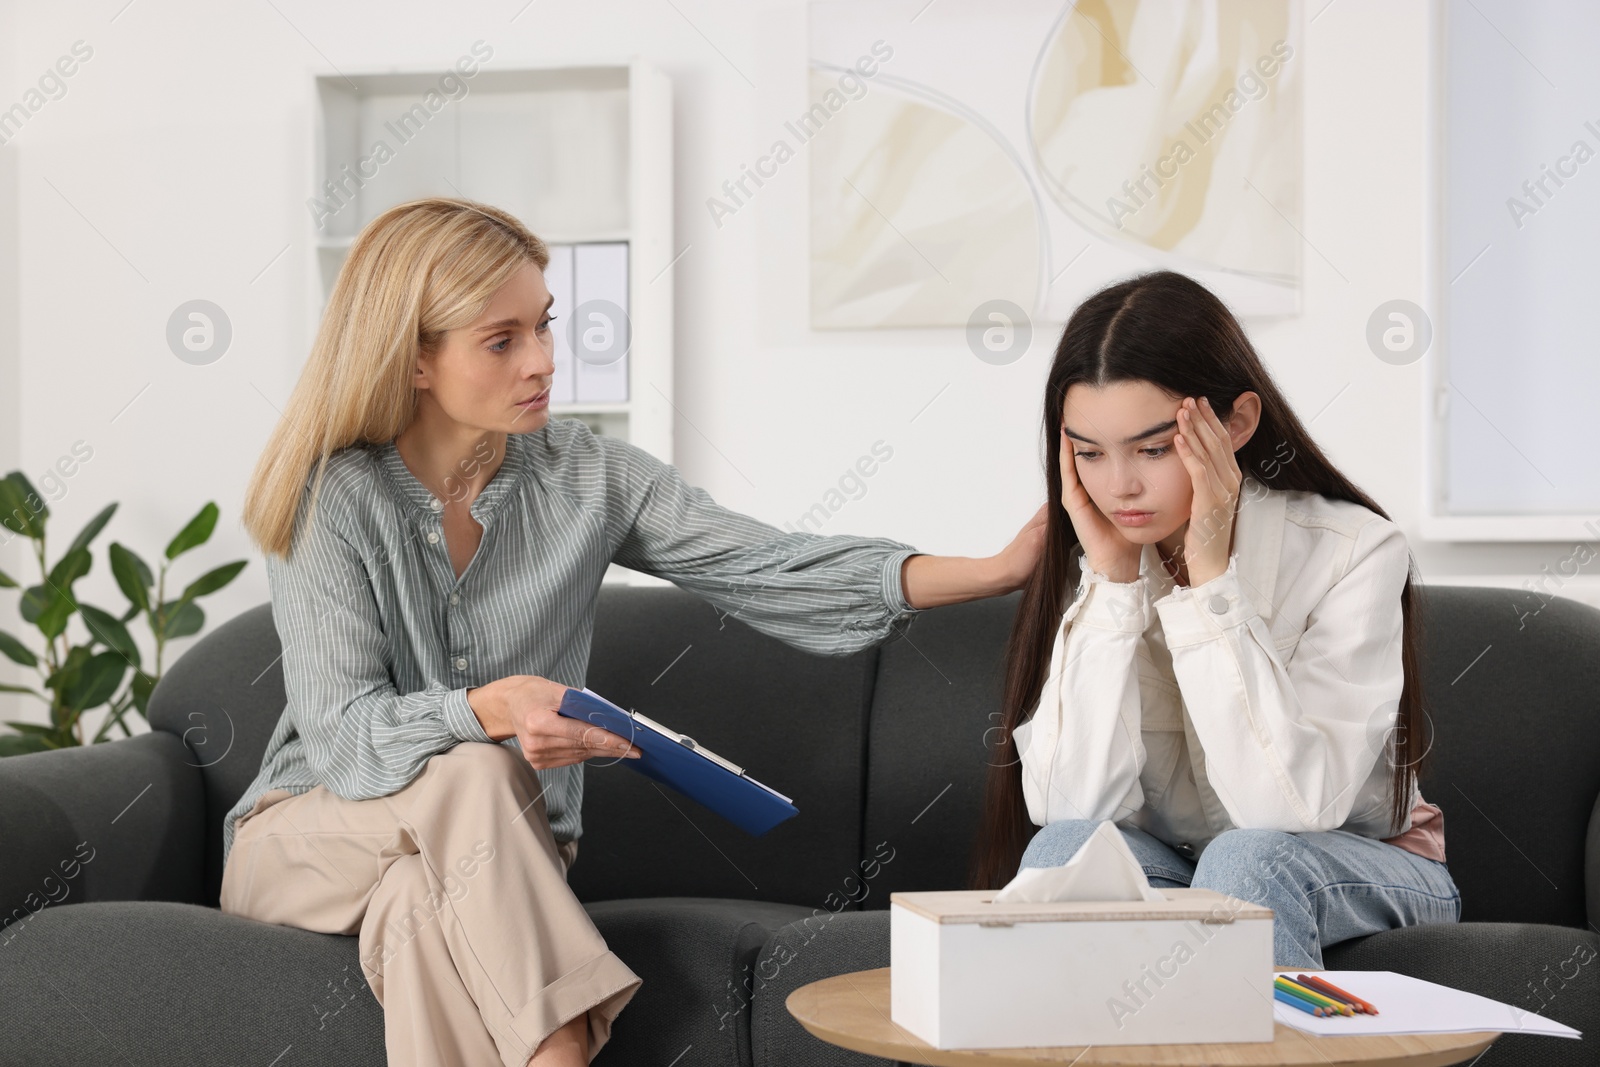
[
  {"x1": 0, "y1": 896, "x2": 811, "y2": 1067},
  {"x1": 749, "y1": 911, "x2": 894, "y2": 1067},
  {"x1": 585, "y1": 897, "x2": 812, "y2": 1067},
  {"x1": 1, "y1": 900, "x2": 388, "y2": 1067},
  {"x1": 570, "y1": 586, "x2": 880, "y2": 907}
]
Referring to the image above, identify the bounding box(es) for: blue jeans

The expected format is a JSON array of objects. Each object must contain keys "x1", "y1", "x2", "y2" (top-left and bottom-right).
[{"x1": 1018, "y1": 820, "x2": 1462, "y2": 968}]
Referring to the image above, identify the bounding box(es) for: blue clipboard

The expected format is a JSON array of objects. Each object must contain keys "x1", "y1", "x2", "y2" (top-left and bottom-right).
[{"x1": 556, "y1": 687, "x2": 800, "y2": 836}]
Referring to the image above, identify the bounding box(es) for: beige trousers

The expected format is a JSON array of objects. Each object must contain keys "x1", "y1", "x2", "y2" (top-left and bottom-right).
[{"x1": 220, "y1": 740, "x2": 642, "y2": 1067}]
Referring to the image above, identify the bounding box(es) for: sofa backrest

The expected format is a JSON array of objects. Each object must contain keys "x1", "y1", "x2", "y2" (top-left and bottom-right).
[
  {"x1": 151, "y1": 583, "x2": 1600, "y2": 929},
  {"x1": 149, "y1": 589, "x2": 884, "y2": 909},
  {"x1": 856, "y1": 584, "x2": 1600, "y2": 931},
  {"x1": 1401, "y1": 585, "x2": 1600, "y2": 927},
  {"x1": 564, "y1": 587, "x2": 880, "y2": 906}
]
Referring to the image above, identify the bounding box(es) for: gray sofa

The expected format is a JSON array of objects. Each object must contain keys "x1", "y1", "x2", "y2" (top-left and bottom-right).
[{"x1": 1, "y1": 582, "x2": 1596, "y2": 1066}]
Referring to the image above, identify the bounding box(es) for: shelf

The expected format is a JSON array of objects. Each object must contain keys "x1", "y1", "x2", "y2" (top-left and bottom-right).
[{"x1": 309, "y1": 59, "x2": 675, "y2": 467}]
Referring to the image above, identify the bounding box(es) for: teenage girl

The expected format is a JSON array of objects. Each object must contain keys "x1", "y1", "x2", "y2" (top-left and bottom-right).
[{"x1": 974, "y1": 270, "x2": 1460, "y2": 968}]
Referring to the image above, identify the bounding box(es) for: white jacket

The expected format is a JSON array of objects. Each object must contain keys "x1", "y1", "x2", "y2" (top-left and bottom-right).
[{"x1": 1013, "y1": 474, "x2": 1422, "y2": 858}]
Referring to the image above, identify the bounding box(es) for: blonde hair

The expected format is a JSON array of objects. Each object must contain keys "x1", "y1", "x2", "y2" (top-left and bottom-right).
[{"x1": 242, "y1": 197, "x2": 549, "y2": 560}]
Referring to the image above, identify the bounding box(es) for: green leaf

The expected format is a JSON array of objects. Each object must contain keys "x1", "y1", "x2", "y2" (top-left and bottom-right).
[
  {"x1": 109, "y1": 542, "x2": 151, "y2": 613},
  {"x1": 180, "y1": 560, "x2": 247, "y2": 601},
  {"x1": 0, "y1": 475, "x2": 44, "y2": 539},
  {"x1": 65, "y1": 502, "x2": 118, "y2": 558},
  {"x1": 165, "y1": 502, "x2": 218, "y2": 560},
  {"x1": 0, "y1": 733, "x2": 54, "y2": 756},
  {"x1": 60, "y1": 650, "x2": 127, "y2": 713},
  {"x1": 44, "y1": 645, "x2": 92, "y2": 694},
  {"x1": 78, "y1": 605, "x2": 140, "y2": 667},
  {"x1": 159, "y1": 599, "x2": 204, "y2": 640},
  {"x1": 46, "y1": 546, "x2": 92, "y2": 591},
  {"x1": 0, "y1": 683, "x2": 45, "y2": 698},
  {"x1": 35, "y1": 588, "x2": 76, "y2": 640},
  {"x1": 0, "y1": 629, "x2": 37, "y2": 667},
  {"x1": 130, "y1": 669, "x2": 156, "y2": 716},
  {"x1": 0, "y1": 564, "x2": 17, "y2": 588},
  {"x1": 19, "y1": 584, "x2": 50, "y2": 625},
  {"x1": 3, "y1": 720, "x2": 56, "y2": 737}
]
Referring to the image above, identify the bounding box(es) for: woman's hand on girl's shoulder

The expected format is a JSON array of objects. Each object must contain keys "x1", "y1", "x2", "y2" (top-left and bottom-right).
[{"x1": 992, "y1": 502, "x2": 1049, "y2": 591}]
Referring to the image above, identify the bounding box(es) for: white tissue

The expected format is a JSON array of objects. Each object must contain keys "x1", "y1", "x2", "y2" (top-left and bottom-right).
[{"x1": 993, "y1": 820, "x2": 1167, "y2": 903}]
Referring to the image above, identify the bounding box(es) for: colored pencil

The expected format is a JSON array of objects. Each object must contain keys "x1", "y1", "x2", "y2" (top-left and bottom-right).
[
  {"x1": 1273, "y1": 980, "x2": 1341, "y2": 1016},
  {"x1": 1291, "y1": 974, "x2": 1362, "y2": 1014},
  {"x1": 1274, "y1": 976, "x2": 1353, "y2": 1015},
  {"x1": 1297, "y1": 973, "x2": 1379, "y2": 1015},
  {"x1": 1274, "y1": 987, "x2": 1329, "y2": 1017}
]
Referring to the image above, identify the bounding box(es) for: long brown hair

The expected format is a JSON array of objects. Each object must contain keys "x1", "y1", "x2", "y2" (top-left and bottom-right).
[{"x1": 970, "y1": 270, "x2": 1430, "y2": 889}]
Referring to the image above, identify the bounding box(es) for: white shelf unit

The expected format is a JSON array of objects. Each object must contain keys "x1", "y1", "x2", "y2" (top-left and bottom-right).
[
  {"x1": 311, "y1": 60, "x2": 674, "y2": 584},
  {"x1": 311, "y1": 61, "x2": 673, "y2": 461}
]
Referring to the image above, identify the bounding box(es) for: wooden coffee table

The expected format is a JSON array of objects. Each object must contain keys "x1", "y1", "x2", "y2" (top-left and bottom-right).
[{"x1": 787, "y1": 967, "x2": 1500, "y2": 1066}]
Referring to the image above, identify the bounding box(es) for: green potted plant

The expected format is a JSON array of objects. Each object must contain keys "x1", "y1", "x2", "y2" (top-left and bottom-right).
[{"x1": 0, "y1": 471, "x2": 248, "y2": 755}]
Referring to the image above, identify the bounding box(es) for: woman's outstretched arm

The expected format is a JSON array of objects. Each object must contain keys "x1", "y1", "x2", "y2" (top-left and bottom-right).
[{"x1": 586, "y1": 428, "x2": 1044, "y2": 654}]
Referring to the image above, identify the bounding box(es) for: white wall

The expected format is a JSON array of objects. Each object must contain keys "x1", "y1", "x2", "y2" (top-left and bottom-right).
[
  {"x1": 0, "y1": 0, "x2": 1586, "y2": 731},
  {"x1": 0, "y1": 0, "x2": 22, "y2": 721}
]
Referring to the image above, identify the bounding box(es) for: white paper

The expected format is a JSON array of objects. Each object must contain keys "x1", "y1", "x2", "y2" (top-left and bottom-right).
[
  {"x1": 993, "y1": 820, "x2": 1167, "y2": 903},
  {"x1": 1273, "y1": 970, "x2": 1582, "y2": 1039}
]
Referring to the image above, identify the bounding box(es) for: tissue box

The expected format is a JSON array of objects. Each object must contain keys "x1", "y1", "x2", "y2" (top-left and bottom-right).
[{"x1": 890, "y1": 888, "x2": 1275, "y2": 1048}]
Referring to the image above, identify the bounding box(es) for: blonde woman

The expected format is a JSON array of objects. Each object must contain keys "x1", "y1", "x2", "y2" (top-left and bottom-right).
[{"x1": 220, "y1": 197, "x2": 1044, "y2": 1067}]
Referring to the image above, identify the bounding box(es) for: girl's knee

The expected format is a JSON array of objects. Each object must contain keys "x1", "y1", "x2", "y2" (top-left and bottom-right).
[
  {"x1": 1020, "y1": 818, "x2": 1103, "y2": 869},
  {"x1": 1193, "y1": 828, "x2": 1308, "y2": 893}
]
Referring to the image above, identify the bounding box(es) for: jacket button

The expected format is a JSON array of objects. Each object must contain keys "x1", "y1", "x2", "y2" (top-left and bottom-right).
[{"x1": 1207, "y1": 594, "x2": 1229, "y2": 614}]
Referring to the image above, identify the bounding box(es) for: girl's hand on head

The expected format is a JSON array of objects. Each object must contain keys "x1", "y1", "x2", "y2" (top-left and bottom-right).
[
  {"x1": 1173, "y1": 396, "x2": 1244, "y2": 587},
  {"x1": 1059, "y1": 428, "x2": 1143, "y2": 583}
]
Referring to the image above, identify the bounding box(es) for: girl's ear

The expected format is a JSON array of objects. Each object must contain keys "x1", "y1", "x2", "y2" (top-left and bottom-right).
[{"x1": 1227, "y1": 390, "x2": 1263, "y2": 450}]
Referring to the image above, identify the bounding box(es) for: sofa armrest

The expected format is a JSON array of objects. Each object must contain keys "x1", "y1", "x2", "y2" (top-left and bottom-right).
[
  {"x1": 1588, "y1": 785, "x2": 1600, "y2": 931},
  {"x1": 0, "y1": 730, "x2": 206, "y2": 936}
]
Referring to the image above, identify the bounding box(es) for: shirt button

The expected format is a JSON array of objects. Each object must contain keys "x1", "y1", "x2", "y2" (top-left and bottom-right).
[
  {"x1": 1208, "y1": 594, "x2": 1229, "y2": 614},
  {"x1": 427, "y1": 531, "x2": 440, "y2": 544},
  {"x1": 449, "y1": 593, "x2": 460, "y2": 605},
  {"x1": 454, "y1": 656, "x2": 467, "y2": 671},
  {"x1": 429, "y1": 498, "x2": 443, "y2": 512}
]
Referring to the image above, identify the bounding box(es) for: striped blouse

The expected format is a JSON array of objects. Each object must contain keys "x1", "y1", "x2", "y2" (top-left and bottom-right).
[{"x1": 221, "y1": 419, "x2": 922, "y2": 868}]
